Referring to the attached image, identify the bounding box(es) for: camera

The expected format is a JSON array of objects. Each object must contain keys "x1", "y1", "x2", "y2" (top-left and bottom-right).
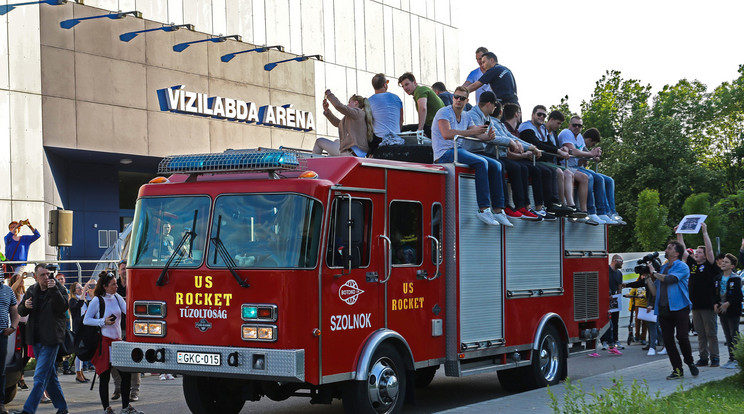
[{"x1": 634, "y1": 252, "x2": 660, "y2": 274}]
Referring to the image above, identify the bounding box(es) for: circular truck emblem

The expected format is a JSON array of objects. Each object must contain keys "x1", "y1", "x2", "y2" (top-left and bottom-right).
[
  {"x1": 339, "y1": 280, "x2": 365, "y2": 305},
  {"x1": 195, "y1": 318, "x2": 212, "y2": 332}
]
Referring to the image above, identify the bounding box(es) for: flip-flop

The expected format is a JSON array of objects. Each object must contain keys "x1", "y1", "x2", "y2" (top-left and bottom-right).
[{"x1": 588, "y1": 352, "x2": 600, "y2": 357}]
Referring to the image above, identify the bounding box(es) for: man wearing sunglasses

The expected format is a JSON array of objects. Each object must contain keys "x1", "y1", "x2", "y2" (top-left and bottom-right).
[
  {"x1": 518, "y1": 105, "x2": 576, "y2": 219},
  {"x1": 432, "y1": 87, "x2": 512, "y2": 226},
  {"x1": 558, "y1": 117, "x2": 619, "y2": 225}
]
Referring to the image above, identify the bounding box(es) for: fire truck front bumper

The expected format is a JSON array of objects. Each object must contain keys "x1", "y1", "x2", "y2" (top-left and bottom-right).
[{"x1": 111, "y1": 341, "x2": 305, "y2": 382}]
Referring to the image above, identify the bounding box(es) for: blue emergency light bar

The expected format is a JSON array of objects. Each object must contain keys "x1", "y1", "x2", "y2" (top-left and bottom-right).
[{"x1": 158, "y1": 148, "x2": 304, "y2": 175}]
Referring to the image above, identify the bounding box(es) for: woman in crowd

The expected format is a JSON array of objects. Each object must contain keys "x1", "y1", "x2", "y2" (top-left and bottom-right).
[
  {"x1": 68, "y1": 280, "x2": 91, "y2": 383},
  {"x1": 83, "y1": 272, "x2": 143, "y2": 414},
  {"x1": 312, "y1": 89, "x2": 374, "y2": 157},
  {"x1": 9, "y1": 273, "x2": 28, "y2": 390}
]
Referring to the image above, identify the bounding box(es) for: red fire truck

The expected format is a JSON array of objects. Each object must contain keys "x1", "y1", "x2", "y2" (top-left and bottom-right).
[{"x1": 112, "y1": 148, "x2": 609, "y2": 413}]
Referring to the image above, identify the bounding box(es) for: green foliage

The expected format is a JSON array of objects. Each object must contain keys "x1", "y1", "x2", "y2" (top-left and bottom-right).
[
  {"x1": 711, "y1": 190, "x2": 744, "y2": 257},
  {"x1": 635, "y1": 189, "x2": 669, "y2": 251},
  {"x1": 549, "y1": 95, "x2": 578, "y2": 131},
  {"x1": 549, "y1": 376, "x2": 744, "y2": 414},
  {"x1": 679, "y1": 193, "x2": 722, "y2": 250},
  {"x1": 734, "y1": 332, "x2": 744, "y2": 380}
]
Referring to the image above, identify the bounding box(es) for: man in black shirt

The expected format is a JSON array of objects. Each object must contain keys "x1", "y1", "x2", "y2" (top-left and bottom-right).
[
  {"x1": 677, "y1": 222, "x2": 720, "y2": 367},
  {"x1": 600, "y1": 255, "x2": 625, "y2": 353},
  {"x1": 465, "y1": 52, "x2": 518, "y2": 104}
]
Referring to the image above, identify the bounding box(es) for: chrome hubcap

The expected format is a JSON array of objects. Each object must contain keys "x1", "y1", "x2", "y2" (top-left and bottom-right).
[
  {"x1": 367, "y1": 357, "x2": 400, "y2": 413},
  {"x1": 539, "y1": 334, "x2": 559, "y2": 382}
]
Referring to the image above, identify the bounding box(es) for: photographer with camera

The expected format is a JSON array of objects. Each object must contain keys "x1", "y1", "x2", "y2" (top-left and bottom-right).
[
  {"x1": 650, "y1": 240, "x2": 698, "y2": 380},
  {"x1": 4, "y1": 220, "x2": 40, "y2": 275},
  {"x1": 626, "y1": 254, "x2": 665, "y2": 356}
]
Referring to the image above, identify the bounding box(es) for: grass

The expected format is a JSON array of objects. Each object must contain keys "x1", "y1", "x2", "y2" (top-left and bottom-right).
[{"x1": 549, "y1": 332, "x2": 744, "y2": 413}]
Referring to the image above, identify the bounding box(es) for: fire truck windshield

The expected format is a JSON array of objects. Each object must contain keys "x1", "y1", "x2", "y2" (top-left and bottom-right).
[
  {"x1": 129, "y1": 196, "x2": 211, "y2": 268},
  {"x1": 207, "y1": 193, "x2": 322, "y2": 269}
]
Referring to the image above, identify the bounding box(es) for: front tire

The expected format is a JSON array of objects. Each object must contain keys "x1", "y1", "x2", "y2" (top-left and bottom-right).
[
  {"x1": 183, "y1": 375, "x2": 245, "y2": 414},
  {"x1": 343, "y1": 343, "x2": 407, "y2": 414}
]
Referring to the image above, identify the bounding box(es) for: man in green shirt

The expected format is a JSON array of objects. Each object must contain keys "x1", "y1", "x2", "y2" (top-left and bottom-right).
[{"x1": 398, "y1": 72, "x2": 444, "y2": 138}]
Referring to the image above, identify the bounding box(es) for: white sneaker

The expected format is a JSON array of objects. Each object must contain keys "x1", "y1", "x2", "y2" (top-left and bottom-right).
[
  {"x1": 492, "y1": 211, "x2": 513, "y2": 227},
  {"x1": 658, "y1": 347, "x2": 667, "y2": 355},
  {"x1": 722, "y1": 360, "x2": 738, "y2": 369},
  {"x1": 598, "y1": 214, "x2": 618, "y2": 225},
  {"x1": 159, "y1": 374, "x2": 167, "y2": 380},
  {"x1": 476, "y1": 209, "x2": 499, "y2": 226},
  {"x1": 647, "y1": 348, "x2": 656, "y2": 356},
  {"x1": 611, "y1": 213, "x2": 627, "y2": 225},
  {"x1": 588, "y1": 214, "x2": 606, "y2": 224}
]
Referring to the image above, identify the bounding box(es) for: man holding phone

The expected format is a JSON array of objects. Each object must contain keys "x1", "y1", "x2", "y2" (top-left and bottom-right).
[{"x1": 15, "y1": 264, "x2": 69, "y2": 414}]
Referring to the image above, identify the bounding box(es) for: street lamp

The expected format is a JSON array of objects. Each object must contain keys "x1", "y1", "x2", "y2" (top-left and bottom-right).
[
  {"x1": 119, "y1": 23, "x2": 195, "y2": 42},
  {"x1": 60, "y1": 10, "x2": 142, "y2": 30},
  {"x1": 173, "y1": 34, "x2": 241, "y2": 53},
  {"x1": 264, "y1": 55, "x2": 323, "y2": 71},
  {"x1": 0, "y1": 0, "x2": 72, "y2": 16},
  {"x1": 221, "y1": 45, "x2": 285, "y2": 63}
]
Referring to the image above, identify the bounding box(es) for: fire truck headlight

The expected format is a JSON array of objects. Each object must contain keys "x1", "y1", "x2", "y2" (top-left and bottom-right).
[
  {"x1": 133, "y1": 320, "x2": 166, "y2": 337},
  {"x1": 241, "y1": 324, "x2": 277, "y2": 342}
]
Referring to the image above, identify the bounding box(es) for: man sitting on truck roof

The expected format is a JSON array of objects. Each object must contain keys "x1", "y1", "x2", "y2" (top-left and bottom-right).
[{"x1": 431, "y1": 86, "x2": 512, "y2": 227}]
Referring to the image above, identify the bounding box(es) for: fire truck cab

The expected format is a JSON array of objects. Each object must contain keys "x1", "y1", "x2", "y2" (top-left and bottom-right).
[{"x1": 112, "y1": 148, "x2": 608, "y2": 413}]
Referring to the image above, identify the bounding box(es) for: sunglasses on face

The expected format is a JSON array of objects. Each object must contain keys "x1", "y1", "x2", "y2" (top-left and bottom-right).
[
  {"x1": 453, "y1": 95, "x2": 468, "y2": 101},
  {"x1": 536, "y1": 112, "x2": 547, "y2": 117},
  {"x1": 572, "y1": 123, "x2": 583, "y2": 128}
]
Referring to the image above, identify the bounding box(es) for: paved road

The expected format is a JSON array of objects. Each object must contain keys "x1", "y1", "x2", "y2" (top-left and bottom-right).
[{"x1": 6, "y1": 320, "x2": 738, "y2": 413}]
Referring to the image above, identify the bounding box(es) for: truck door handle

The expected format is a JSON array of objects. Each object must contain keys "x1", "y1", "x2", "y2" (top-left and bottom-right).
[
  {"x1": 425, "y1": 235, "x2": 441, "y2": 281},
  {"x1": 378, "y1": 235, "x2": 392, "y2": 284}
]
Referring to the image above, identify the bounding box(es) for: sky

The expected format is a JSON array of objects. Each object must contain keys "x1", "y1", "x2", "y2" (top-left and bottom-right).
[{"x1": 453, "y1": 0, "x2": 744, "y2": 114}]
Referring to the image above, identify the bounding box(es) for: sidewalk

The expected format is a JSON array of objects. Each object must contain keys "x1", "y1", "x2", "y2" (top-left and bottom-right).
[{"x1": 440, "y1": 320, "x2": 740, "y2": 414}]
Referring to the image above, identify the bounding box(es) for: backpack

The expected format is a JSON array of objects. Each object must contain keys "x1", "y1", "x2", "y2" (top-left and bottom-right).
[{"x1": 73, "y1": 296, "x2": 105, "y2": 361}]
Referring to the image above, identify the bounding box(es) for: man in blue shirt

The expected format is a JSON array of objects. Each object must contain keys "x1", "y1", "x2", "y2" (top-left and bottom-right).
[
  {"x1": 462, "y1": 47, "x2": 492, "y2": 104},
  {"x1": 368, "y1": 73, "x2": 404, "y2": 147},
  {"x1": 465, "y1": 52, "x2": 518, "y2": 105},
  {"x1": 5, "y1": 220, "x2": 41, "y2": 275},
  {"x1": 652, "y1": 239, "x2": 699, "y2": 380}
]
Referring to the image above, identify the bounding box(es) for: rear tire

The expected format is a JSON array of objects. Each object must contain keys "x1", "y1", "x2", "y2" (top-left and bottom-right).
[
  {"x1": 343, "y1": 343, "x2": 407, "y2": 414},
  {"x1": 182, "y1": 375, "x2": 245, "y2": 414},
  {"x1": 526, "y1": 324, "x2": 565, "y2": 389}
]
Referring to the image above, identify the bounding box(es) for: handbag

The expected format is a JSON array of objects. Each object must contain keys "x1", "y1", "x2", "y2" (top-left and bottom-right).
[
  {"x1": 59, "y1": 329, "x2": 75, "y2": 356},
  {"x1": 73, "y1": 296, "x2": 105, "y2": 361}
]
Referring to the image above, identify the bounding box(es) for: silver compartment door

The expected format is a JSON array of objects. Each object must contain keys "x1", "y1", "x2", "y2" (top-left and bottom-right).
[
  {"x1": 457, "y1": 176, "x2": 504, "y2": 343},
  {"x1": 564, "y1": 220, "x2": 607, "y2": 253},
  {"x1": 504, "y1": 218, "x2": 561, "y2": 292}
]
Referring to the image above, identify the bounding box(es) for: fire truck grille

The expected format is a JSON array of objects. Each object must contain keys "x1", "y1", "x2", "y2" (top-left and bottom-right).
[
  {"x1": 573, "y1": 271, "x2": 599, "y2": 321},
  {"x1": 158, "y1": 148, "x2": 307, "y2": 174}
]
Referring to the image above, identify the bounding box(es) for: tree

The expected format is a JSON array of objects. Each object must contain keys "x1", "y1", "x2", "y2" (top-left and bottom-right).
[{"x1": 635, "y1": 189, "x2": 669, "y2": 251}]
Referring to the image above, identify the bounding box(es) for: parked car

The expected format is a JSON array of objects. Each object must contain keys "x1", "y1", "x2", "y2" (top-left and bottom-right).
[{"x1": 4, "y1": 329, "x2": 23, "y2": 404}]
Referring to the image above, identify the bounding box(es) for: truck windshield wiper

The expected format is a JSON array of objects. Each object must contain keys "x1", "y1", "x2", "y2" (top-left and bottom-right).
[
  {"x1": 156, "y1": 210, "x2": 198, "y2": 286},
  {"x1": 211, "y1": 215, "x2": 250, "y2": 288}
]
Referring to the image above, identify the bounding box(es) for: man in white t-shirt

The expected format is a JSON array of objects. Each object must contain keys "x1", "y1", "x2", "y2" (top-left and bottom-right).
[
  {"x1": 432, "y1": 86, "x2": 512, "y2": 227},
  {"x1": 462, "y1": 46, "x2": 492, "y2": 103}
]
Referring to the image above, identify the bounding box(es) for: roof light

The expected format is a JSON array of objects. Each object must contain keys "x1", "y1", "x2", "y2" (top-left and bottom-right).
[
  {"x1": 149, "y1": 177, "x2": 169, "y2": 184},
  {"x1": 298, "y1": 170, "x2": 318, "y2": 179},
  {"x1": 158, "y1": 149, "x2": 306, "y2": 175}
]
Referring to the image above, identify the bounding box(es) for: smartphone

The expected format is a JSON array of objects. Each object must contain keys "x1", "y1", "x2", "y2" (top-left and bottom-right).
[{"x1": 484, "y1": 119, "x2": 490, "y2": 126}]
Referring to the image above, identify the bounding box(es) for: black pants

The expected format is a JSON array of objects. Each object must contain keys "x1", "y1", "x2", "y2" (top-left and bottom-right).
[
  {"x1": 514, "y1": 160, "x2": 554, "y2": 207},
  {"x1": 659, "y1": 306, "x2": 694, "y2": 371},
  {"x1": 100, "y1": 368, "x2": 131, "y2": 409},
  {"x1": 719, "y1": 313, "x2": 740, "y2": 361},
  {"x1": 485, "y1": 157, "x2": 529, "y2": 209},
  {"x1": 601, "y1": 311, "x2": 620, "y2": 345}
]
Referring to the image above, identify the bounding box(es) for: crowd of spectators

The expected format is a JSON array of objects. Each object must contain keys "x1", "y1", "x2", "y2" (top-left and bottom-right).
[{"x1": 312, "y1": 46, "x2": 624, "y2": 227}]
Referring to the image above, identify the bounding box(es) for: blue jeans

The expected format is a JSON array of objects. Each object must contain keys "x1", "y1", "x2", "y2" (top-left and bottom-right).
[
  {"x1": 0, "y1": 334, "x2": 7, "y2": 403},
  {"x1": 437, "y1": 148, "x2": 505, "y2": 209},
  {"x1": 579, "y1": 168, "x2": 614, "y2": 215},
  {"x1": 647, "y1": 320, "x2": 658, "y2": 348},
  {"x1": 23, "y1": 343, "x2": 68, "y2": 414}
]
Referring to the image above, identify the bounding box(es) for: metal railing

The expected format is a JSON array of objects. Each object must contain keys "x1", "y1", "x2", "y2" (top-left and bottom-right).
[{"x1": 3, "y1": 259, "x2": 120, "y2": 284}]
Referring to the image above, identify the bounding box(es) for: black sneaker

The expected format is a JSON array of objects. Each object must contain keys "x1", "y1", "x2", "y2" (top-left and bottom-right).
[
  {"x1": 710, "y1": 358, "x2": 720, "y2": 367},
  {"x1": 666, "y1": 368, "x2": 683, "y2": 380},
  {"x1": 695, "y1": 358, "x2": 708, "y2": 367},
  {"x1": 547, "y1": 203, "x2": 573, "y2": 217},
  {"x1": 688, "y1": 364, "x2": 699, "y2": 376}
]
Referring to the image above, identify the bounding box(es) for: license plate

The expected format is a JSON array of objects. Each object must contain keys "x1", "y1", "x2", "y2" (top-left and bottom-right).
[{"x1": 177, "y1": 351, "x2": 221, "y2": 366}]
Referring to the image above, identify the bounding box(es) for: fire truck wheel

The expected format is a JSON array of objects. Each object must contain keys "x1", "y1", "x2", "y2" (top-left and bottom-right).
[
  {"x1": 182, "y1": 375, "x2": 246, "y2": 414},
  {"x1": 528, "y1": 324, "x2": 565, "y2": 388},
  {"x1": 413, "y1": 366, "x2": 438, "y2": 388},
  {"x1": 343, "y1": 343, "x2": 407, "y2": 414}
]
